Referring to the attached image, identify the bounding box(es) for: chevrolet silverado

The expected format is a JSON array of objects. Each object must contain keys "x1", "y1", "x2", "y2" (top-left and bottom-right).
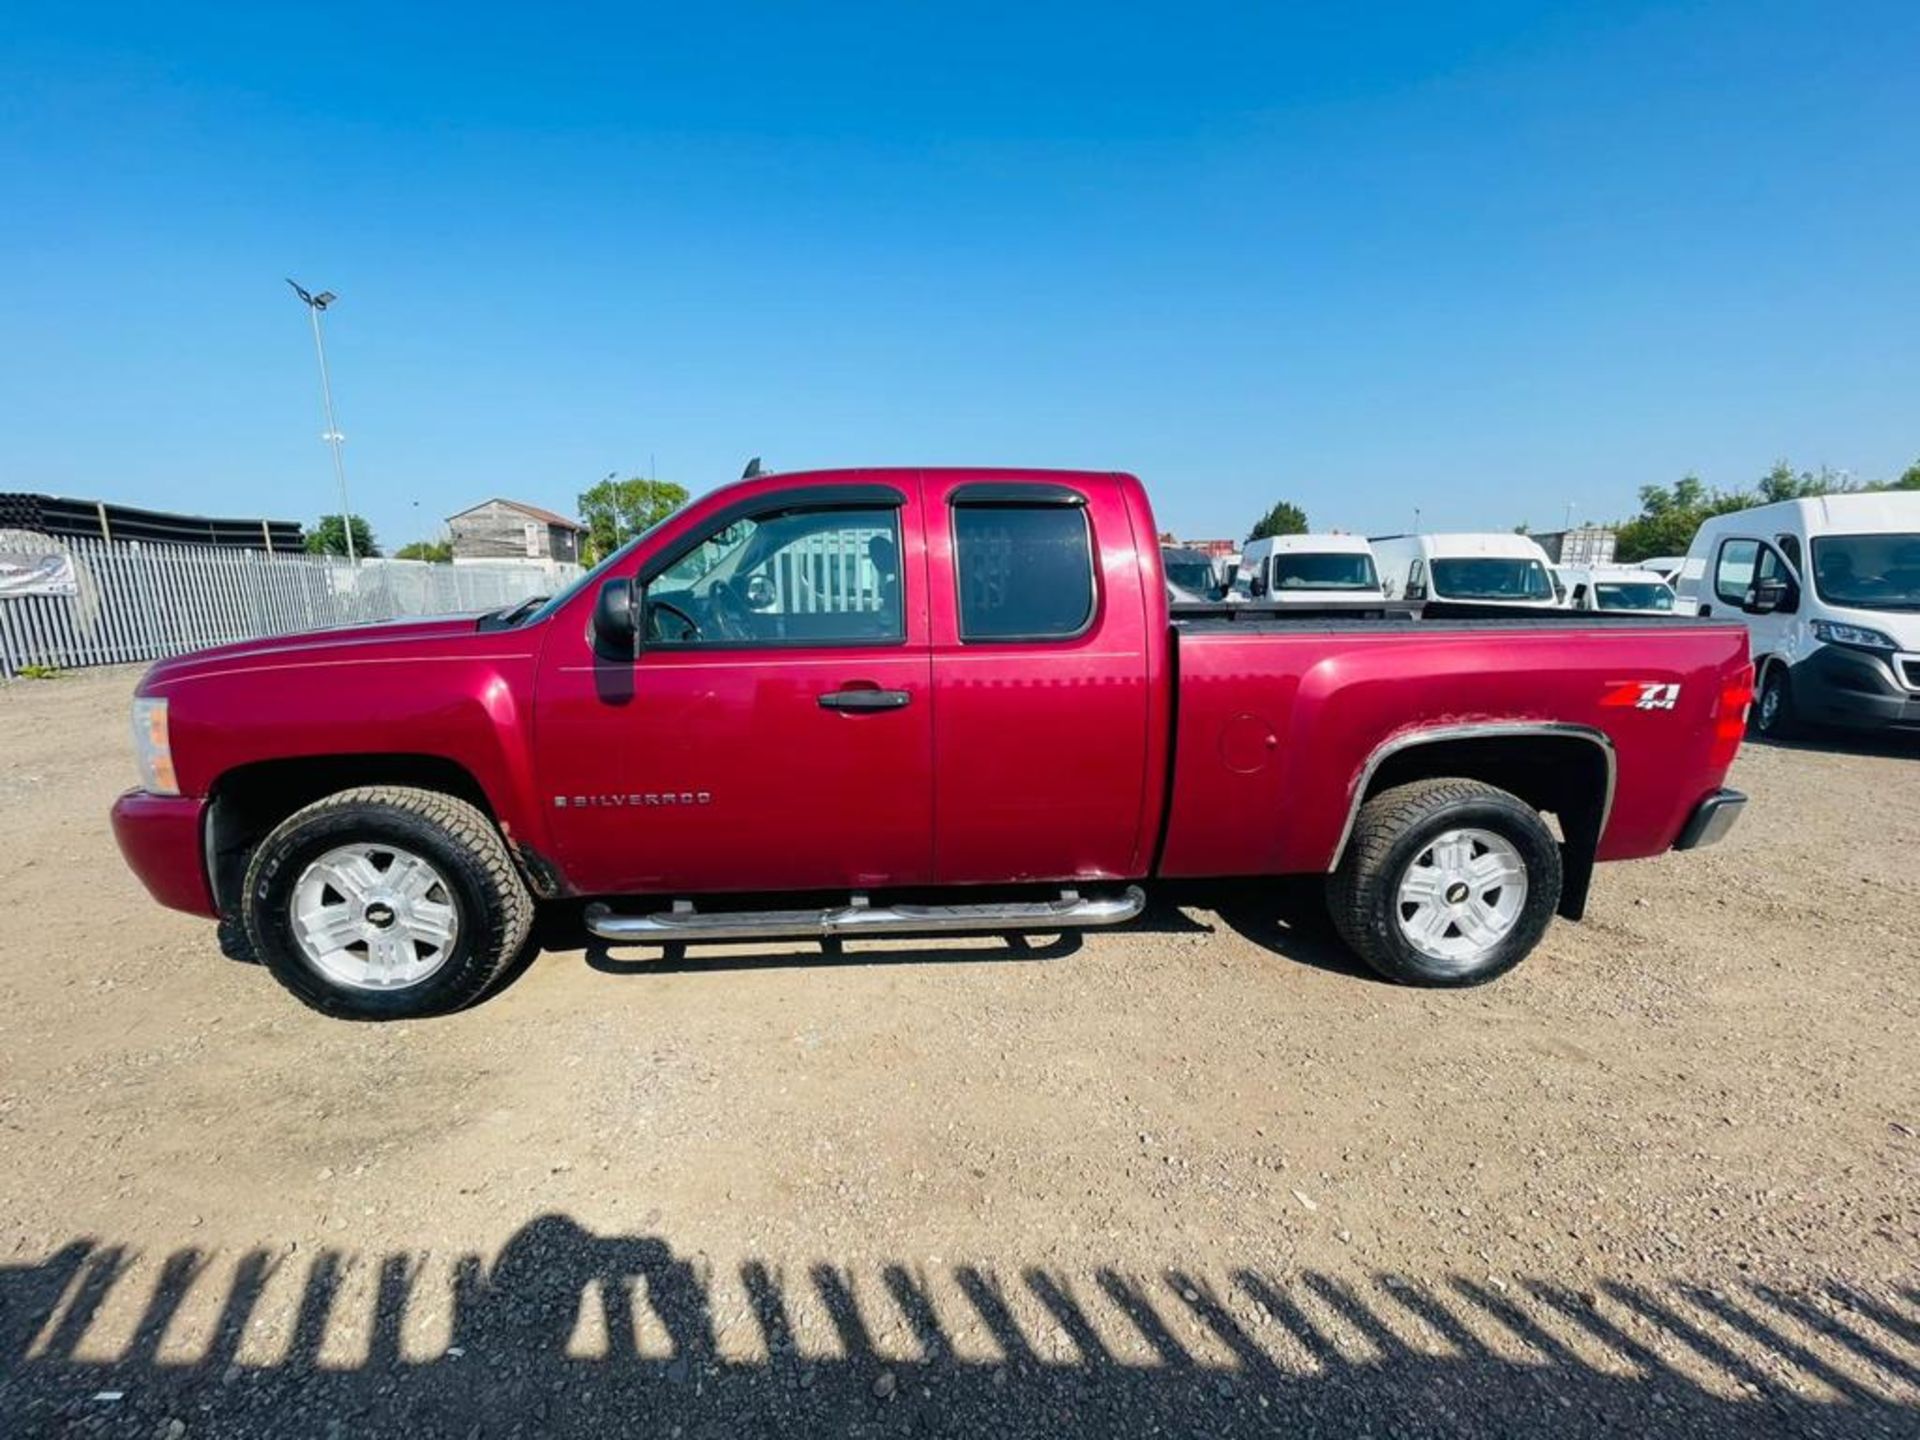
[{"x1": 112, "y1": 468, "x2": 1753, "y2": 1018}]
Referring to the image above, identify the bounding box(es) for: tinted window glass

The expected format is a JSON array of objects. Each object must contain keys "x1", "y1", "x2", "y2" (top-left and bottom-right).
[
  {"x1": 954, "y1": 505, "x2": 1094, "y2": 641},
  {"x1": 648, "y1": 507, "x2": 904, "y2": 646},
  {"x1": 1714, "y1": 539, "x2": 1758, "y2": 605}
]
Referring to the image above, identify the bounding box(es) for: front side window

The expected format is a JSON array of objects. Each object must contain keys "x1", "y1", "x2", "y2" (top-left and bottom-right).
[
  {"x1": 647, "y1": 506, "x2": 904, "y2": 646},
  {"x1": 1272, "y1": 552, "x2": 1379, "y2": 590},
  {"x1": 954, "y1": 504, "x2": 1094, "y2": 641},
  {"x1": 1429, "y1": 557, "x2": 1554, "y2": 601},
  {"x1": 1810, "y1": 533, "x2": 1920, "y2": 612},
  {"x1": 1714, "y1": 539, "x2": 1759, "y2": 605}
]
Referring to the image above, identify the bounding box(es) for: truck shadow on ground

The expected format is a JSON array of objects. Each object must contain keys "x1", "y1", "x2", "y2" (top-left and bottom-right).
[
  {"x1": 546, "y1": 886, "x2": 1375, "y2": 983},
  {"x1": 3, "y1": 1217, "x2": 1916, "y2": 1438}
]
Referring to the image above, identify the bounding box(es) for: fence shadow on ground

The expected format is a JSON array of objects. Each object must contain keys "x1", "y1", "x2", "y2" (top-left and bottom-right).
[{"x1": 4, "y1": 1216, "x2": 1916, "y2": 1437}]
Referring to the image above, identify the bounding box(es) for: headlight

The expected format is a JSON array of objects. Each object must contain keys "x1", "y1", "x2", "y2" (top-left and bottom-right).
[
  {"x1": 131, "y1": 697, "x2": 179, "y2": 795},
  {"x1": 1810, "y1": 619, "x2": 1898, "y2": 652}
]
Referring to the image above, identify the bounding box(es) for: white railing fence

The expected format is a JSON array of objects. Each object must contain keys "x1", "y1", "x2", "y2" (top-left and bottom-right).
[{"x1": 0, "y1": 537, "x2": 579, "y2": 677}]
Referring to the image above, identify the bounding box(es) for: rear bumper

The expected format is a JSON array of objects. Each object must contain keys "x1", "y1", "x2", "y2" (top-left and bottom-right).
[
  {"x1": 1673, "y1": 788, "x2": 1746, "y2": 851},
  {"x1": 1793, "y1": 647, "x2": 1920, "y2": 731},
  {"x1": 110, "y1": 790, "x2": 217, "y2": 917}
]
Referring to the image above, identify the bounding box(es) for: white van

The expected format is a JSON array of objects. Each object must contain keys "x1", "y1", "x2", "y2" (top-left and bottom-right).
[
  {"x1": 1679, "y1": 492, "x2": 1920, "y2": 737},
  {"x1": 1637, "y1": 555, "x2": 1687, "y2": 585},
  {"x1": 1369, "y1": 533, "x2": 1561, "y2": 611},
  {"x1": 1558, "y1": 564, "x2": 1679, "y2": 615},
  {"x1": 1240, "y1": 534, "x2": 1384, "y2": 606}
]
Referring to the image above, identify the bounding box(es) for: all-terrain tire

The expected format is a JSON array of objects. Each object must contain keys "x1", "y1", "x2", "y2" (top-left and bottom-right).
[
  {"x1": 1327, "y1": 778, "x2": 1562, "y2": 987},
  {"x1": 241, "y1": 786, "x2": 534, "y2": 1020}
]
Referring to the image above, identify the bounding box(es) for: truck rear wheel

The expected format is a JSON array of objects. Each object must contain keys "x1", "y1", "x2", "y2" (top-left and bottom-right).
[
  {"x1": 1328, "y1": 778, "x2": 1561, "y2": 987},
  {"x1": 241, "y1": 786, "x2": 534, "y2": 1020}
]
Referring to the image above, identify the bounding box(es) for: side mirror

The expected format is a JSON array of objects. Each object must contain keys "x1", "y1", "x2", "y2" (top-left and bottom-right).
[
  {"x1": 1744, "y1": 576, "x2": 1791, "y2": 615},
  {"x1": 593, "y1": 578, "x2": 639, "y2": 655}
]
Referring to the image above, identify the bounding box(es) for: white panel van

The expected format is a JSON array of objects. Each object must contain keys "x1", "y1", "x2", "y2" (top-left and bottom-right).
[
  {"x1": 1369, "y1": 533, "x2": 1561, "y2": 611},
  {"x1": 1679, "y1": 492, "x2": 1920, "y2": 737},
  {"x1": 1240, "y1": 534, "x2": 1384, "y2": 606}
]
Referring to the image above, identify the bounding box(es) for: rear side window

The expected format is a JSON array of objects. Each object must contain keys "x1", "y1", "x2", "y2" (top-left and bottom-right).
[
  {"x1": 1714, "y1": 539, "x2": 1758, "y2": 605},
  {"x1": 953, "y1": 504, "x2": 1094, "y2": 641}
]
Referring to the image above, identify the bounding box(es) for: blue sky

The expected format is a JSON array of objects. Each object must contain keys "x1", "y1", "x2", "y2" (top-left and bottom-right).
[{"x1": 2, "y1": 2, "x2": 1915, "y2": 550}]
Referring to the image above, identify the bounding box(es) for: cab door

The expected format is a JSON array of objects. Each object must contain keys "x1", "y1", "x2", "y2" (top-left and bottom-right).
[
  {"x1": 534, "y1": 478, "x2": 934, "y2": 896},
  {"x1": 1698, "y1": 535, "x2": 1797, "y2": 658},
  {"x1": 922, "y1": 473, "x2": 1155, "y2": 884}
]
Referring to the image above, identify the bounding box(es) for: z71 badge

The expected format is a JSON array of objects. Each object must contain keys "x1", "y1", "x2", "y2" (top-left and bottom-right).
[{"x1": 1601, "y1": 681, "x2": 1681, "y2": 711}]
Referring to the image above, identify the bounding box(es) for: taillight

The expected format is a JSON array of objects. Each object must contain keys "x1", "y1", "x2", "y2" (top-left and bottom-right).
[{"x1": 1708, "y1": 663, "x2": 1754, "y2": 767}]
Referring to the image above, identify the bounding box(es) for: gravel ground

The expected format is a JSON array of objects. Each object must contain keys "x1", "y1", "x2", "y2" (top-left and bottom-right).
[{"x1": 1, "y1": 665, "x2": 1917, "y2": 1438}]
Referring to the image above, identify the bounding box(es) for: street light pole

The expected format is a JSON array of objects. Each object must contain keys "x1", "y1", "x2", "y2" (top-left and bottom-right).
[{"x1": 286, "y1": 280, "x2": 356, "y2": 565}]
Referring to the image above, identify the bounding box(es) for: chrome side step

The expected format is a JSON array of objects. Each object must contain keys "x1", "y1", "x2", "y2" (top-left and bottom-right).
[{"x1": 583, "y1": 886, "x2": 1146, "y2": 945}]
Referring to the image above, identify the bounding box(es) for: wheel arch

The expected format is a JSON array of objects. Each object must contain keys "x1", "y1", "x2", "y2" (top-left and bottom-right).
[
  {"x1": 1330, "y1": 724, "x2": 1616, "y2": 921},
  {"x1": 205, "y1": 754, "x2": 526, "y2": 916}
]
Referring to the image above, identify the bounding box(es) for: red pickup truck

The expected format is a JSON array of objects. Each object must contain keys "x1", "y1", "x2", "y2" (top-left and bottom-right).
[{"x1": 112, "y1": 468, "x2": 1753, "y2": 1019}]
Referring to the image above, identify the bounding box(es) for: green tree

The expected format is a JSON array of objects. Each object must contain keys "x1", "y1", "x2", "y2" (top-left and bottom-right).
[
  {"x1": 305, "y1": 514, "x2": 379, "y2": 558},
  {"x1": 1247, "y1": 500, "x2": 1309, "y2": 542},
  {"x1": 579, "y1": 477, "x2": 689, "y2": 563},
  {"x1": 394, "y1": 539, "x2": 453, "y2": 562},
  {"x1": 1613, "y1": 476, "x2": 1750, "y2": 563},
  {"x1": 1890, "y1": 460, "x2": 1920, "y2": 491}
]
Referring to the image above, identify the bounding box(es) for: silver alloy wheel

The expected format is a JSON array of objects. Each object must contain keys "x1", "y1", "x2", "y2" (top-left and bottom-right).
[
  {"x1": 1393, "y1": 827, "x2": 1528, "y2": 971},
  {"x1": 291, "y1": 842, "x2": 461, "y2": 990},
  {"x1": 1758, "y1": 675, "x2": 1782, "y2": 729}
]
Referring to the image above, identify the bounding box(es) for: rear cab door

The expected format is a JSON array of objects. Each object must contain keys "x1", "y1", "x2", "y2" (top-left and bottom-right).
[{"x1": 921, "y1": 471, "x2": 1160, "y2": 884}]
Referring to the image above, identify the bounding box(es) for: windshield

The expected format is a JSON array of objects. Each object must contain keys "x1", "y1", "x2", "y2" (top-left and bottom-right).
[
  {"x1": 1163, "y1": 558, "x2": 1217, "y2": 595},
  {"x1": 1429, "y1": 557, "x2": 1555, "y2": 602},
  {"x1": 1271, "y1": 552, "x2": 1379, "y2": 591},
  {"x1": 1593, "y1": 581, "x2": 1676, "y2": 613},
  {"x1": 1811, "y1": 533, "x2": 1920, "y2": 611}
]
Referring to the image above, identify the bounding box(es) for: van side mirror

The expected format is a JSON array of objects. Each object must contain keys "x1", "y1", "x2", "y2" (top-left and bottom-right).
[
  {"x1": 593, "y1": 578, "x2": 639, "y2": 655},
  {"x1": 1743, "y1": 576, "x2": 1792, "y2": 616}
]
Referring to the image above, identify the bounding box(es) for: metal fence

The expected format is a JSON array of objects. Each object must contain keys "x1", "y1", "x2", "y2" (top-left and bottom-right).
[{"x1": 0, "y1": 536, "x2": 580, "y2": 677}]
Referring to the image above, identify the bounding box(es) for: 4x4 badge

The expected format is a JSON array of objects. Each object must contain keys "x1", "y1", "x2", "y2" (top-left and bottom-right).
[{"x1": 1601, "y1": 681, "x2": 1681, "y2": 711}]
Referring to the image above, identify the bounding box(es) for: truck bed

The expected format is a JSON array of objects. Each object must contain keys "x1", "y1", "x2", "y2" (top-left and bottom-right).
[{"x1": 1154, "y1": 612, "x2": 1751, "y2": 882}]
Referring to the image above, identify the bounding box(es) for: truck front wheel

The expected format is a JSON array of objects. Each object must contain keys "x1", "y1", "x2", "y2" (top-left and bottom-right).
[
  {"x1": 241, "y1": 786, "x2": 534, "y2": 1020},
  {"x1": 1328, "y1": 778, "x2": 1562, "y2": 987}
]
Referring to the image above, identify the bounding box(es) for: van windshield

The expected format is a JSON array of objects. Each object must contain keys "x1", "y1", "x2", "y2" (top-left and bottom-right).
[
  {"x1": 1162, "y1": 555, "x2": 1218, "y2": 596},
  {"x1": 1811, "y1": 534, "x2": 1920, "y2": 611},
  {"x1": 1272, "y1": 552, "x2": 1379, "y2": 590},
  {"x1": 1593, "y1": 581, "x2": 1676, "y2": 612},
  {"x1": 1429, "y1": 557, "x2": 1554, "y2": 601}
]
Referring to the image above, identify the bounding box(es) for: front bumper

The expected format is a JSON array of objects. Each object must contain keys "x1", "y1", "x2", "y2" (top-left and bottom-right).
[
  {"x1": 110, "y1": 790, "x2": 217, "y2": 917},
  {"x1": 1673, "y1": 788, "x2": 1747, "y2": 851},
  {"x1": 1793, "y1": 646, "x2": 1920, "y2": 732}
]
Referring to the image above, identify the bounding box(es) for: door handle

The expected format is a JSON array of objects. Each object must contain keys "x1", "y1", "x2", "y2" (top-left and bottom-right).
[
  {"x1": 818, "y1": 687, "x2": 911, "y2": 712},
  {"x1": 1698, "y1": 604, "x2": 1713, "y2": 617}
]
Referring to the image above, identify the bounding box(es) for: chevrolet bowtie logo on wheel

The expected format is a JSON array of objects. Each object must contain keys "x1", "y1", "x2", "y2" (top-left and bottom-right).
[
  {"x1": 554, "y1": 792, "x2": 714, "y2": 809},
  {"x1": 1601, "y1": 681, "x2": 1682, "y2": 711}
]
